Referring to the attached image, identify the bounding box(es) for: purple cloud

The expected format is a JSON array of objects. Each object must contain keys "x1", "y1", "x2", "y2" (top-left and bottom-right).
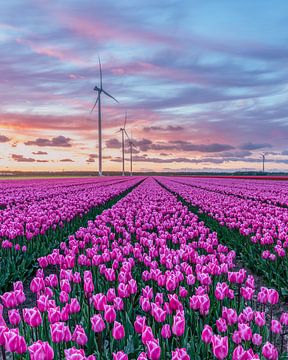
[
  {"x1": 59, "y1": 158, "x2": 74, "y2": 162},
  {"x1": 0, "y1": 135, "x2": 10, "y2": 143},
  {"x1": 11, "y1": 154, "x2": 35, "y2": 162},
  {"x1": 25, "y1": 136, "x2": 72, "y2": 147},
  {"x1": 239, "y1": 142, "x2": 273, "y2": 150},
  {"x1": 105, "y1": 138, "x2": 122, "y2": 149},
  {"x1": 32, "y1": 151, "x2": 48, "y2": 155}
]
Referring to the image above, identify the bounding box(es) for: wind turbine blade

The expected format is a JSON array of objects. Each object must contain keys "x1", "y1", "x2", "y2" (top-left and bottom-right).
[
  {"x1": 124, "y1": 129, "x2": 130, "y2": 139},
  {"x1": 98, "y1": 56, "x2": 103, "y2": 89},
  {"x1": 102, "y1": 89, "x2": 119, "y2": 103},
  {"x1": 115, "y1": 129, "x2": 121, "y2": 133},
  {"x1": 90, "y1": 94, "x2": 99, "y2": 113}
]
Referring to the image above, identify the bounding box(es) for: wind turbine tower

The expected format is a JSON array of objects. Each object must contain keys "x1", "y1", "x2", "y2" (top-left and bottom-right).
[
  {"x1": 261, "y1": 153, "x2": 266, "y2": 173},
  {"x1": 128, "y1": 130, "x2": 136, "y2": 176},
  {"x1": 117, "y1": 112, "x2": 129, "y2": 176},
  {"x1": 90, "y1": 57, "x2": 119, "y2": 176}
]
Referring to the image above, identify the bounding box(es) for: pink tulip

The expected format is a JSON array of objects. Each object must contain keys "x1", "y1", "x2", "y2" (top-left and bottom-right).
[
  {"x1": 216, "y1": 318, "x2": 227, "y2": 333},
  {"x1": 30, "y1": 277, "x2": 45, "y2": 293},
  {"x1": 254, "y1": 311, "x2": 266, "y2": 327},
  {"x1": 232, "y1": 331, "x2": 242, "y2": 345},
  {"x1": 271, "y1": 320, "x2": 282, "y2": 334},
  {"x1": 161, "y1": 324, "x2": 172, "y2": 338},
  {"x1": 70, "y1": 298, "x2": 81, "y2": 313},
  {"x1": 114, "y1": 297, "x2": 124, "y2": 311},
  {"x1": 137, "y1": 352, "x2": 148, "y2": 360},
  {"x1": 211, "y1": 335, "x2": 228, "y2": 360},
  {"x1": 171, "y1": 348, "x2": 190, "y2": 360},
  {"x1": 64, "y1": 347, "x2": 85, "y2": 359},
  {"x1": 72, "y1": 325, "x2": 88, "y2": 346},
  {"x1": 152, "y1": 305, "x2": 166, "y2": 323},
  {"x1": 267, "y1": 289, "x2": 279, "y2": 305},
  {"x1": 107, "y1": 288, "x2": 116, "y2": 302},
  {"x1": 23, "y1": 307, "x2": 42, "y2": 327},
  {"x1": 92, "y1": 293, "x2": 107, "y2": 311},
  {"x1": 232, "y1": 345, "x2": 245, "y2": 360},
  {"x1": 112, "y1": 321, "x2": 125, "y2": 340},
  {"x1": 142, "y1": 326, "x2": 154, "y2": 345},
  {"x1": 91, "y1": 314, "x2": 106, "y2": 333},
  {"x1": 252, "y1": 333, "x2": 262, "y2": 346},
  {"x1": 50, "y1": 322, "x2": 71, "y2": 343},
  {"x1": 201, "y1": 324, "x2": 213, "y2": 344},
  {"x1": 1, "y1": 292, "x2": 18, "y2": 308},
  {"x1": 134, "y1": 316, "x2": 146, "y2": 334},
  {"x1": 47, "y1": 307, "x2": 61, "y2": 324},
  {"x1": 238, "y1": 323, "x2": 252, "y2": 342},
  {"x1": 222, "y1": 307, "x2": 237, "y2": 325},
  {"x1": 262, "y1": 342, "x2": 278, "y2": 360},
  {"x1": 146, "y1": 339, "x2": 161, "y2": 360},
  {"x1": 104, "y1": 305, "x2": 116, "y2": 323},
  {"x1": 8, "y1": 309, "x2": 21, "y2": 326},
  {"x1": 3, "y1": 329, "x2": 27, "y2": 354},
  {"x1": 172, "y1": 314, "x2": 185, "y2": 337},
  {"x1": 280, "y1": 312, "x2": 288, "y2": 325},
  {"x1": 28, "y1": 340, "x2": 54, "y2": 359},
  {"x1": 113, "y1": 351, "x2": 128, "y2": 360},
  {"x1": 37, "y1": 295, "x2": 50, "y2": 312}
]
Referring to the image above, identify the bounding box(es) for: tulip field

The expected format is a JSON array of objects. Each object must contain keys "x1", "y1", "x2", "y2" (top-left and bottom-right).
[{"x1": 1, "y1": 177, "x2": 288, "y2": 359}]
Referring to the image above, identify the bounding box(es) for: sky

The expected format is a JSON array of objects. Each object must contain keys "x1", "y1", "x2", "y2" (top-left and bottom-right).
[{"x1": 1, "y1": 0, "x2": 288, "y2": 173}]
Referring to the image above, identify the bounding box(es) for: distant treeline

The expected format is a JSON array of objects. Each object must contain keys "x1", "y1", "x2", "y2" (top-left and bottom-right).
[{"x1": 0, "y1": 171, "x2": 288, "y2": 177}]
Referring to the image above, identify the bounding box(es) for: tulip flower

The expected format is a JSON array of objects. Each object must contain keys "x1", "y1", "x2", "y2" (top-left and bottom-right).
[
  {"x1": 104, "y1": 305, "x2": 116, "y2": 323},
  {"x1": 211, "y1": 335, "x2": 228, "y2": 360},
  {"x1": 28, "y1": 340, "x2": 54, "y2": 360},
  {"x1": 201, "y1": 324, "x2": 213, "y2": 344},
  {"x1": 72, "y1": 325, "x2": 88, "y2": 346},
  {"x1": 113, "y1": 351, "x2": 128, "y2": 360},
  {"x1": 172, "y1": 314, "x2": 185, "y2": 337},
  {"x1": 146, "y1": 339, "x2": 161, "y2": 360},
  {"x1": 262, "y1": 342, "x2": 278, "y2": 360},
  {"x1": 91, "y1": 314, "x2": 106, "y2": 333}
]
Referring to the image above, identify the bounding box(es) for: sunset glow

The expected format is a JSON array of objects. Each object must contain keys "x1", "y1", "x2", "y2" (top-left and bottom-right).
[{"x1": 1, "y1": 1, "x2": 288, "y2": 172}]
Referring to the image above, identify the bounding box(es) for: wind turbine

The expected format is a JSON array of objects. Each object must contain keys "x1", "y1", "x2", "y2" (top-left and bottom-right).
[
  {"x1": 261, "y1": 153, "x2": 266, "y2": 173},
  {"x1": 128, "y1": 129, "x2": 136, "y2": 176},
  {"x1": 116, "y1": 112, "x2": 129, "y2": 176},
  {"x1": 90, "y1": 57, "x2": 119, "y2": 176}
]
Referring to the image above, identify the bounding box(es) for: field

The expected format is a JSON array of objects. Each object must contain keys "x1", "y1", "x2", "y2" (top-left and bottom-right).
[{"x1": 1, "y1": 176, "x2": 288, "y2": 360}]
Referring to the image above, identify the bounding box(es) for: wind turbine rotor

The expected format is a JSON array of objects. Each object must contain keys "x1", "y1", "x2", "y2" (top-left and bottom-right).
[
  {"x1": 90, "y1": 93, "x2": 100, "y2": 113},
  {"x1": 101, "y1": 89, "x2": 119, "y2": 103},
  {"x1": 98, "y1": 56, "x2": 103, "y2": 89}
]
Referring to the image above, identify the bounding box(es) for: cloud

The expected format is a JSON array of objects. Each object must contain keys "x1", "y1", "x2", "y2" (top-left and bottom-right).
[
  {"x1": 112, "y1": 154, "x2": 288, "y2": 166},
  {"x1": 106, "y1": 137, "x2": 235, "y2": 154},
  {"x1": 32, "y1": 151, "x2": 48, "y2": 155},
  {"x1": 214, "y1": 150, "x2": 252, "y2": 158},
  {"x1": 143, "y1": 125, "x2": 184, "y2": 132},
  {"x1": 105, "y1": 138, "x2": 122, "y2": 149},
  {"x1": 0, "y1": 135, "x2": 10, "y2": 143},
  {"x1": 133, "y1": 138, "x2": 153, "y2": 152},
  {"x1": 59, "y1": 158, "x2": 74, "y2": 162},
  {"x1": 36, "y1": 159, "x2": 49, "y2": 163},
  {"x1": 160, "y1": 152, "x2": 172, "y2": 156},
  {"x1": 171, "y1": 141, "x2": 235, "y2": 153},
  {"x1": 149, "y1": 141, "x2": 234, "y2": 153},
  {"x1": 24, "y1": 136, "x2": 72, "y2": 147},
  {"x1": 281, "y1": 150, "x2": 288, "y2": 155},
  {"x1": 11, "y1": 154, "x2": 35, "y2": 162},
  {"x1": 239, "y1": 142, "x2": 273, "y2": 150},
  {"x1": 86, "y1": 153, "x2": 111, "y2": 163}
]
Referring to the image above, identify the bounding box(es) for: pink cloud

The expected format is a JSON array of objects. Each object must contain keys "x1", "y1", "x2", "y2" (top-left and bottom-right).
[
  {"x1": 56, "y1": 12, "x2": 177, "y2": 47},
  {"x1": 16, "y1": 38, "x2": 86, "y2": 66}
]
